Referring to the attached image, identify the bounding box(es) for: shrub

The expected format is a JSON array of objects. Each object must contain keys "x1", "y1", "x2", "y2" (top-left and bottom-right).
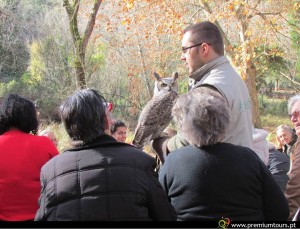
[{"x1": 259, "y1": 95, "x2": 288, "y2": 117}]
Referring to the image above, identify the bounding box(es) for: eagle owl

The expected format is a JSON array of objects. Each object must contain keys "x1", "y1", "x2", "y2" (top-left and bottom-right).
[{"x1": 132, "y1": 72, "x2": 179, "y2": 149}]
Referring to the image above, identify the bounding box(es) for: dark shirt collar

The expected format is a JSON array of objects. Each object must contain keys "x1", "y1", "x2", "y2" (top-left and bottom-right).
[{"x1": 64, "y1": 134, "x2": 135, "y2": 152}]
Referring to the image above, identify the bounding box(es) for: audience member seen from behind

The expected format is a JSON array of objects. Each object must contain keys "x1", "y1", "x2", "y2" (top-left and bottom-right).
[
  {"x1": 39, "y1": 129, "x2": 58, "y2": 147},
  {"x1": 285, "y1": 94, "x2": 300, "y2": 220},
  {"x1": 0, "y1": 94, "x2": 59, "y2": 221},
  {"x1": 34, "y1": 88, "x2": 176, "y2": 221},
  {"x1": 268, "y1": 142, "x2": 290, "y2": 192},
  {"x1": 253, "y1": 128, "x2": 289, "y2": 192},
  {"x1": 252, "y1": 128, "x2": 269, "y2": 165},
  {"x1": 158, "y1": 87, "x2": 289, "y2": 221},
  {"x1": 152, "y1": 21, "x2": 253, "y2": 162},
  {"x1": 110, "y1": 120, "x2": 127, "y2": 143}
]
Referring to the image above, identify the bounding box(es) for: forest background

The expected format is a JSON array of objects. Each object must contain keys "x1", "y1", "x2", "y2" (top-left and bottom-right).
[{"x1": 0, "y1": 0, "x2": 299, "y2": 151}]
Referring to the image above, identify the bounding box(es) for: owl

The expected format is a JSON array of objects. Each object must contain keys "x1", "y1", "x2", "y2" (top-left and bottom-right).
[{"x1": 132, "y1": 71, "x2": 179, "y2": 149}]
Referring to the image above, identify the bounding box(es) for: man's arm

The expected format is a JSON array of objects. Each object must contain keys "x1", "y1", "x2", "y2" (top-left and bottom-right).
[
  {"x1": 285, "y1": 140, "x2": 300, "y2": 220},
  {"x1": 152, "y1": 131, "x2": 189, "y2": 164}
]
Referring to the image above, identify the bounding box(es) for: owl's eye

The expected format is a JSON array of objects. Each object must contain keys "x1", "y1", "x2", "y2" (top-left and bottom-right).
[
  {"x1": 161, "y1": 83, "x2": 167, "y2": 87},
  {"x1": 171, "y1": 82, "x2": 176, "y2": 86}
]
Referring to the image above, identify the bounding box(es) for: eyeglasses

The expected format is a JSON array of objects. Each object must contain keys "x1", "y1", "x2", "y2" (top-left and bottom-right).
[
  {"x1": 289, "y1": 109, "x2": 300, "y2": 119},
  {"x1": 181, "y1": 43, "x2": 211, "y2": 53}
]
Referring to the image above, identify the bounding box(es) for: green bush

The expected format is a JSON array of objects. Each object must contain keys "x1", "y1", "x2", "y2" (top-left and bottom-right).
[
  {"x1": 258, "y1": 95, "x2": 288, "y2": 117},
  {"x1": 259, "y1": 95, "x2": 292, "y2": 144}
]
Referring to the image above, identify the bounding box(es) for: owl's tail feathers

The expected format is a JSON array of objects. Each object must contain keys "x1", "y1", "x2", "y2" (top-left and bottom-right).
[
  {"x1": 131, "y1": 139, "x2": 143, "y2": 150},
  {"x1": 132, "y1": 134, "x2": 153, "y2": 150}
]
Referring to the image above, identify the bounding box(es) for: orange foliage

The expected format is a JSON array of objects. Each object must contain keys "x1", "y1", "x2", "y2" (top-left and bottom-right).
[
  {"x1": 79, "y1": 0, "x2": 298, "y2": 124},
  {"x1": 90, "y1": 0, "x2": 186, "y2": 110}
]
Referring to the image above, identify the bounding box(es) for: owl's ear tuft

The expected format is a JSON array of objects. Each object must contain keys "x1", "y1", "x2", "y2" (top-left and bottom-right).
[
  {"x1": 172, "y1": 72, "x2": 179, "y2": 80},
  {"x1": 153, "y1": 72, "x2": 162, "y2": 81}
]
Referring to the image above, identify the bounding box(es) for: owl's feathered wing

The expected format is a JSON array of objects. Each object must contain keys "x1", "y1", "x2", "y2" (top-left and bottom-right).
[{"x1": 132, "y1": 91, "x2": 178, "y2": 149}]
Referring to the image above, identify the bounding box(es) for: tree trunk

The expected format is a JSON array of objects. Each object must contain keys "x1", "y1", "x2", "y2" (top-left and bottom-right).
[
  {"x1": 245, "y1": 62, "x2": 261, "y2": 128},
  {"x1": 238, "y1": 17, "x2": 260, "y2": 128},
  {"x1": 63, "y1": 0, "x2": 102, "y2": 89},
  {"x1": 75, "y1": 60, "x2": 86, "y2": 89},
  {"x1": 275, "y1": 79, "x2": 279, "y2": 91}
]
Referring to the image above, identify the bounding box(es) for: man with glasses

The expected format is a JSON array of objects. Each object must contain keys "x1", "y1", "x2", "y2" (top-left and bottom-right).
[
  {"x1": 153, "y1": 21, "x2": 253, "y2": 163},
  {"x1": 285, "y1": 94, "x2": 300, "y2": 220}
]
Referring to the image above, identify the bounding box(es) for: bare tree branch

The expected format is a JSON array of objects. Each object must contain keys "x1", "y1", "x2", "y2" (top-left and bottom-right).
[{"x1": 83, "y1": 0, "x2": 102, "y2": 52}]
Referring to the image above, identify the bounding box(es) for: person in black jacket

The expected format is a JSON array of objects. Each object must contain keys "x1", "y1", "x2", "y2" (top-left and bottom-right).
[
  {"x1": 158, "y1": 87, "x2": 289, "y2": 221},
  {"x1": 267, "y1": 143, "x2": 290, "y2": 192},
  {"x1": 34, "y1": 88, "x2": 176, "y2": 221}
]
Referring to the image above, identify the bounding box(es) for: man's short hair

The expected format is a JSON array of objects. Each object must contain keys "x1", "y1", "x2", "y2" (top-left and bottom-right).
[
  {"x1": 60, "y1": 88, "x2": 107, "y2": 145},
  {"x1": 183, "y1": 21, "x2": 224, "y2": 56}
]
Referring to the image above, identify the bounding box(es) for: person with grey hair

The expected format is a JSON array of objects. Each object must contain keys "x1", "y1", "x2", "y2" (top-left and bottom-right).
[
  {"x1": 276, "y1": 124, "x2": 297, "y2": 158},
  {"x1": 285, "y1": 94, "x2": 300, "y2": 220},
  {"x1": 276, "y1": 124, "x2": 297, "y2": 175},
  {"x1": 35, "y1": 88, "x2": 176, "y2": 221},
  {"x1": 158, "y1": 87, "x2": 289, "y2": 221},
  {"x1": 152, "y1": 21, "x2": 253, "y2": 163}
]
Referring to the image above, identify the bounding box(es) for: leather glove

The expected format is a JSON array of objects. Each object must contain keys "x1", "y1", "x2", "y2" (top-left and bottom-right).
[{"x1": 151, "y1": 128, "x2": 177, "y2": 164}]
